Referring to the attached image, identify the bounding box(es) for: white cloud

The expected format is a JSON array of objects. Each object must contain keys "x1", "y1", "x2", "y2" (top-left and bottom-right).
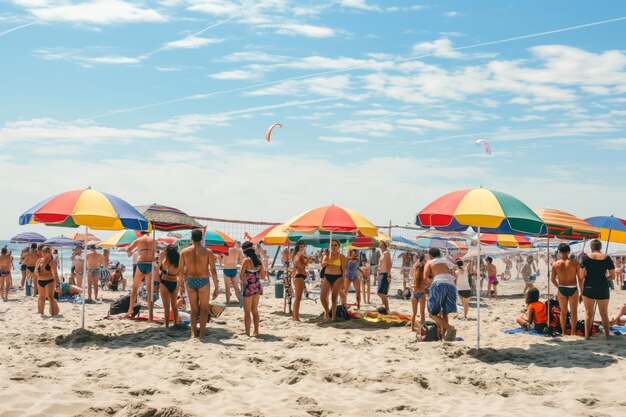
[
  {"x1": 156, "y1": 66, "x2": 183, "y2": 72},
  {"x1": 445, "y1": 11, "x2": 459, "y2": 17},
  {"x1": 164, "y1": 36, "x2": 223, "y2": 49},
  {"x1": 396, "y1": 118, "x2": 460, "y2": 130},
  {"x1": 271, "y1": 22, "x2": 335, "y2": 38},
  {"x1": 247, "y1": 75, "x2": 351, "y2": 97},
  {"x1": 209, "y1": 69, "x2": 260, "y2": 80},
  {"x1": 221, "y1": 51, "x2": 287, "y2": 62},
  {"x1": 88, "y1": 55, "x2": 141, "y2": 64},
  {"x1": 318, "y1": 135, "x2": 368, "y2": 143},
  {"x1": 15, "y1": 0, "x2": 168, "y2": 25},
  {"x1": 413, "y1": 38, "x2": 464, "y2": 59},
  {"x1": 330, "y1": 120, "x2": 394, "y2": 137},
  {"x1": 338, "y1": 0, "x2": 381, "y2": 12},
  {"x1": 511, "y1": 115, "x2": 544, "y2": 122}
]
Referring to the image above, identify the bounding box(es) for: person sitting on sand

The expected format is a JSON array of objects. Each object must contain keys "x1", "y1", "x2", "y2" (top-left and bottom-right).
[
  {"x1": 86, "y1": 246, "x2": 104, "y2": 303},
  {"x1": 221, "y1": 243, "x2": 243, "y2": 304},
  {"x1": 321, "y1": 239, "x2": 346, "y2": 321},
  {"x1": 516, "y1": 287, "x2": 548, "y2": 333},
  {"x1": 344, "y1": 249, "x2": 361, "y2": 309},
  {"x1": 485, "y1": 257, "x2": 498, "y2": 300},
  {"x1": 359, "y1": 253, "x2": 371, "y2": 305},
  {"x1": 455, "y1": 260, "x2": 471, "y2": 319},
  {"x1": 240, "y1": 241, "x2": 265, "y2": 336},
  {"x1": 35, "y1": 246, "x2": 59, "y2": 316},
  {"x1": 424, "y1": 247, "x2": 457, "y2": 341},
  {"x1": 377, "y1": 241, "x2": 392, "y2": 313},
  {"x1": 159, "y1": 244, "x2": 181, "y2": 329},
  {"x1": 0, "y1": 247, "x2": 13, "y2": 301},
  {"x1": 610, "y1": 303, "x2": 626, "y2": 326},
  {"x1": 292, "y1": 240, "x2": 312, "y2": 322},
  {"x1": 55, "y1": 281, "x2": 82, "y2": 297},
  {"x1": 410, "y1": 253, "x2": 427, "y2": 331},
  {"x1": 550, "y1": 243, "x2": 582, "y2": 336},
  {"x1": 178, "y1": 228, "x2": 219, "y2": 340},
  {"x1": 126, "y1": 231, "x2": 156, "y2": 321},
  {"x1": 106, "y1": 262, "x2": 126, "y2": 291}
]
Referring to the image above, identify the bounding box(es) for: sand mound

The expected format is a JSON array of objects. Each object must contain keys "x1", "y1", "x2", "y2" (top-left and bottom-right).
[
  {"x1": 82, "y1": 403, "x2": 195, "y2": 417},
  {"x1": 55, "y1": 328, "x2": 112, "y2": 346}
]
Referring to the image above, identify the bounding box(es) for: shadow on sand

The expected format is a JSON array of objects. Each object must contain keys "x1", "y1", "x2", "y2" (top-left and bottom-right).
[{"x1": 468, "y1": 337, "x2": 625, "y2": 369}]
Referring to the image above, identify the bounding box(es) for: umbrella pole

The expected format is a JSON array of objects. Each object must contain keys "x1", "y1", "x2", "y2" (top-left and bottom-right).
[
  {"x1": 546, "y1": 236, "x2": 550, "y2": 303},
  {"x1": 270, "y1": 245, "x2": 281, "y2": 269},
  {"x1": 476, "y1": 226, "x2": 481, "y2": 350},
  {"x1": 605, "y1": 229, "x2": 612, "y2": 254},
  {"x1": 81, "y1": 226, "x2": 88, "y2": 329},
  {"x1": 150, "y1": 228, "x2": 156, "y2": 321}
]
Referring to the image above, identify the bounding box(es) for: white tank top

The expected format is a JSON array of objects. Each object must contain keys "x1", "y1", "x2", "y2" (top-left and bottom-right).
[{"x1": 456, "y1": 269, "x2": 471, "y2": 291}]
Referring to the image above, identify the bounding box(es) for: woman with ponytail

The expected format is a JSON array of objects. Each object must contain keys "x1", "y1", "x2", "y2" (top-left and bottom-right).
[{"x1": 240, "y1": 241, "x2": 265, "y2": 336}]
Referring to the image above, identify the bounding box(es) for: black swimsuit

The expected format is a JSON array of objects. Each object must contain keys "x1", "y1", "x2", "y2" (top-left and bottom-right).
[
  {"x1": 37, "y1": 260, "x2": 54, "y2": 288},
  {"x1": 160, "y1": 265, "x2": 178, "y2": 293},
  {"x1": 581, "y1": 256, "x2": 614, "y2": 300}
]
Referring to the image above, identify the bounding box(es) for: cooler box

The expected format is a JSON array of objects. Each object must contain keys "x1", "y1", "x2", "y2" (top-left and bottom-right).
[{"x1": 275, "y1": 281, "x2": 284, "y2": 298}]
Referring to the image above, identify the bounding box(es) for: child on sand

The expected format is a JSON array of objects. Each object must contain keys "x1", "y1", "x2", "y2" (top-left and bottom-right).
[{"x1": 516, "y1": 288, "x2": 548, "y2": 333}]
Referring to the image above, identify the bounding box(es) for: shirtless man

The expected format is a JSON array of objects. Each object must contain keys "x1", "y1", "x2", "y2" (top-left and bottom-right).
[
  {"x1": 377, "y1": 241, "x2": 392, "y2": 313},
  {"x1": 71, "y1": 246, "x2": 85, "y2": 288},
  {"x1": 550, "y1": 243, "x2": 582, "y2": 335},
  {"x1": 19, "y1": 248, "x2": 28, "y2": 289},
  {"x1": 126, "y1": 231, "x2": 156, "y2": 320},
  {"x1": 178, "y1": 228, "x2": 219, "y2": 339},
  {"x1": 86, "y1": 246, "x2": 104, "y2": 302},
  {"x1": 424, "y1": 247, "x2": 458, "y2": 341},
  {"x1": 221, "y1": 243, "x2": 243, "y2": 303},
  {"x1": 485, "y1": 257, "x2": 498, "y2": 300},
  {"x1": 399, "y1": 252, "x2": 412, "y2": 291},
  {"x1": 24, "y1": 244, "x2": 37, "y2": 296},
  {"x1": 0, "y1": 247, "x2": 13, "y2": 301}
]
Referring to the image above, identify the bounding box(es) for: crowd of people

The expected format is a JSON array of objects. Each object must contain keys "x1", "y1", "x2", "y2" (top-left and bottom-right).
[{"x1": 1, "y1": 233, "x2": 625, "y2": 342}]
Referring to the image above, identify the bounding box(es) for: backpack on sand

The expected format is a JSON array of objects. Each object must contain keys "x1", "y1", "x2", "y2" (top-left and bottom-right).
[
  {"x1": 422, "y1": 321, "x2": 440, "y2": 342},
  {"x1": 108, "y1": 294, "x2": 140, "y2": 317}
]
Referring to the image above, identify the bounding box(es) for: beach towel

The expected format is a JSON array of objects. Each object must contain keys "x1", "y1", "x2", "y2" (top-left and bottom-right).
[
  {"x1": 364, "y1": 313, "x2": 410, "y2": 324},
  {"x1": 608, "y1": 326, "x2": 626, "y2": 336},
  {"x1": 503, "y1": 328, "x2": 546, "y2": 337},
  {"x1": 57, "y1": 295, "x2": 77, "y2": 302}
]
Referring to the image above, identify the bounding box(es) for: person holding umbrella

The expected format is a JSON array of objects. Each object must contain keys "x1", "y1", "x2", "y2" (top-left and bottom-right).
[{"x1": 35, "y1": 246, "x2": 59, "y2": 316}]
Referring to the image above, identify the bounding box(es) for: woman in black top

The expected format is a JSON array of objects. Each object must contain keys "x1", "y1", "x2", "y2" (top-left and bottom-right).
[{"x1": 580, "y1": 239, "x2": 616, "y2": 340}]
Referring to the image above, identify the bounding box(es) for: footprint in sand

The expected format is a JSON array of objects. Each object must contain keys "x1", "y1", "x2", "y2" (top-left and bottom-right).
[{"x1": 129, "y1": 388, "x2": 159, "y2": 396}]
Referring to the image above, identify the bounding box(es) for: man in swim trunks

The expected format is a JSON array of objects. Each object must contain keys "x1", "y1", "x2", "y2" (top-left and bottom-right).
[
  {"x1": 370, "y1": 247, "x2": 381, "y2": 285},
  {"x1": 377, "y1": 241, "x2": 392, "y2": 313},
  {"x1": 424, "y1": 247, "x2": 458, "y2": 341},
  {"x1": 485, "y1": 257, "x2": 498, "y2": 300},
  {"x1": 86, "y1": 245, "x2": 104, "y2": 303},
  {"x1": 71, "y1": 246, "x2": 85, "y2": 288},
  {"x1": 179, "y1": 228, "x2": 219, "y2": 339},
  {"x1": 126, "y1": 231, "x2": 156, "y2": 321},
  {"x1": 221, "y1": 242, "x2": 243, "y2": 303},
  {"x1": 551, "y1": 243, "x2": 582, "y2": 335},
  {"x1": 19, "y1": 247, "x2": 28, "y2": 290}
]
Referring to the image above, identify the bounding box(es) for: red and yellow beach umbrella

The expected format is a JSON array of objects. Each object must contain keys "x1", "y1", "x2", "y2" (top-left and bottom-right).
[
  {"x1": 284, "y1": 205, "x2": 377, "y2": 237},
  {"x1": 251, "y1": 224, "x2": 287, "y2": 245},
  {"x1": 480, "y1": 234, "x2": 532, "y2": 248},
  {"x1": 534, "y1": 208, "x2": 599, "y2": 240}
]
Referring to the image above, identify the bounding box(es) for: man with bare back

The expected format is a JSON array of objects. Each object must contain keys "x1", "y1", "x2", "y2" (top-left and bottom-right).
[
  {"x1": 550, "y1": 243, "x2": 582, "y2": 335},
  {"x1": 221, "y1": 242, "x2": 243, "y2": 303},
  {"x1": 179, "y1": 229, "x2": 219, "y2": 339},
  {"x1": 126, "y1": 231, "x2": 156, "y2": 320},
  {"x1": 85, "y1": 246, "x2": 104, "y2": 302}
]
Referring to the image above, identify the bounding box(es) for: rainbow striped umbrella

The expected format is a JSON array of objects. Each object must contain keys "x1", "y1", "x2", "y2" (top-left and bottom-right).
[
  {"x1": 19, "y1": 188, "x2": 148, "y2": 329},
  {"x1": 416, "y1": 237, "x2": 468, "y2": 250},
  {"x1": 98, "y1": 230, "x2": 141, "y2": 248},
  {"x1": 417, "y1": 187, "x2": 545, "y2": 349},
  {"x1": 20, "y1": 188, "x2": 149, "y2": 231},
  {"x1": 480, "y1": 234, "x2": 532, "y2": 248},
  {"x1": 534, "y1": 209, "x2": 599, "y2": 240},
  {"x1": 284, "y1": 205, "x2": 377, "y2": 237},
  {"x1": 179, "y1": 229, "x2": 235, "y2": 254}
]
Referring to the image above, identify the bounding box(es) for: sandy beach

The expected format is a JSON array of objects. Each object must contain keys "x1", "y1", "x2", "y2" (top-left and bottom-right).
[{"x1": 1, "y1": 260, "x2": 625, "y2": 417}]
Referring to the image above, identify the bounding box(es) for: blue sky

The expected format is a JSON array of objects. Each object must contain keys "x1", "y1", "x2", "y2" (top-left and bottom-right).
[{"x1": 1, "y1": 1, "x2": 626, "y2": 237}]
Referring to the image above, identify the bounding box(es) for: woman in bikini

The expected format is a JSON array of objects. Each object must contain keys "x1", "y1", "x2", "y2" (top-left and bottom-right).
[
  {"x1": 320, "y1": 239, "x2": 346, "y2": 321},
  {"x1": 343, "y1": 249, "x2": 361, "y2": 309},
  {"x1": 359, "y1": 252, "x2": 371, "y2": 305},
  {"x1": 0, "y1": 247, "x2": 13, "y2": 301},
  {"x1": 240, "y1": 241, "x2": 265, "y2": 336},
  {"x1": 159, "y1": 244, "x2": 180, "y2": 328},
  {"x1": 292, "y1": 241, "x2": 311, "y2": 321},
  {"x1": 35, "y1": 246, "x2": 59, "y2": 316},
  {"x1": 410, "y1": 253, "x2": 427, "y2": 331}
]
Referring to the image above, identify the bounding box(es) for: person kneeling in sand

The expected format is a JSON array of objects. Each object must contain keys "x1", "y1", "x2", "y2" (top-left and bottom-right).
[
  {"x1": 55, "y1": 282, "x2": 83, "y2": 297},
  {"x1": 178, "y1": 229, "x2": 219, "y2": 340},
  {"x1": 516, "y1": 288, "x2": 548, "y2": 333},
  {"x1": 424, "y1": 248, "x2": 457, "y2": 341}
]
